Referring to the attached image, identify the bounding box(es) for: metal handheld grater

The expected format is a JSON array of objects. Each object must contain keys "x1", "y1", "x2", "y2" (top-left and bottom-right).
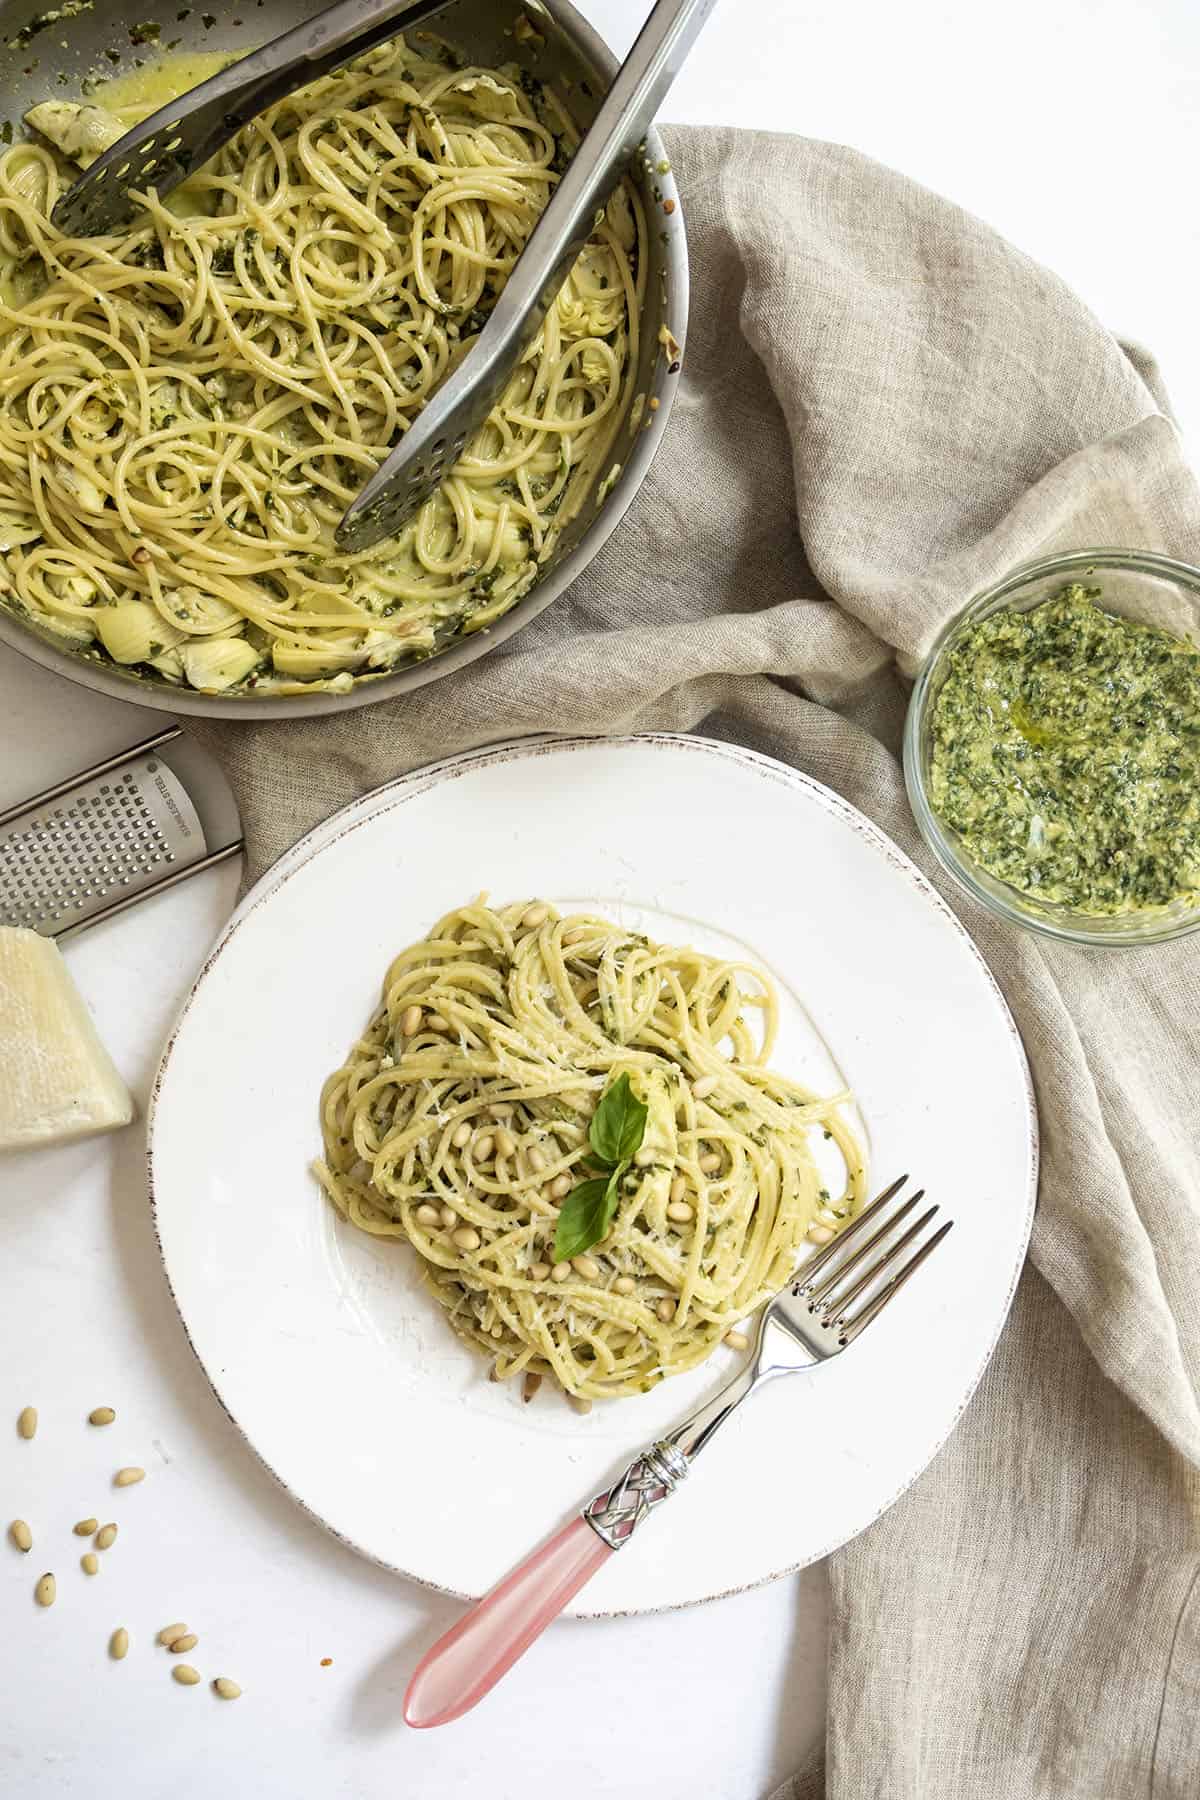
[{"x1": 0, "y1": 728, "x2": 242, "y2": 938}]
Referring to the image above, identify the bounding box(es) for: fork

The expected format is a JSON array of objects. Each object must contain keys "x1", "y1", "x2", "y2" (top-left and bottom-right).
[{"x1": 404, "y1": 1176, "x2": 952, "y2": 1728}]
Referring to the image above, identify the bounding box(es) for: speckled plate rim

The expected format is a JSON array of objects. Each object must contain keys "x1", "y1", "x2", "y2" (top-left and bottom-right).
[{"x1": 146, "y1": 733, "x2": 1039, "y2": 1616}]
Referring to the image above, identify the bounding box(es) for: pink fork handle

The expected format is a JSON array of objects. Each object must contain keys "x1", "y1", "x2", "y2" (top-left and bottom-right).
[{"x1": 404, "y1": 1516, "x2": 613, "y2": 1728}]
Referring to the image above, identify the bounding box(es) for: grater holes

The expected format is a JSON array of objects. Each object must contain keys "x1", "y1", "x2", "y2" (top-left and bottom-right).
[{"x1": 1, "y1": 760, "x2": 197, "y2": 933}]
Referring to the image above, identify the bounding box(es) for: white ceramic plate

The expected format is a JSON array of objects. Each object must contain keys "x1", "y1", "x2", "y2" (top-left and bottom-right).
[{"x1": 148, "y1": 735, "x2": 1037, "y2": 1615}]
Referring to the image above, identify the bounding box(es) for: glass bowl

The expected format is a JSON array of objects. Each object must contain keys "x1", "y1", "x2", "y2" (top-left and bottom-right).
[{"x1": 903, "y1": 547, "x2": 1200, "y2": 947}]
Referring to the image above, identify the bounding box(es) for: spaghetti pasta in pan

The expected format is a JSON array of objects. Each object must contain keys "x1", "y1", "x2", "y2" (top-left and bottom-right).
[
  {"x1": 315, "y1": 897, "x2": 866, "y2": 1403},
  {"x1": 0, "y1": 37, "x2": 642, "y2": 695}
]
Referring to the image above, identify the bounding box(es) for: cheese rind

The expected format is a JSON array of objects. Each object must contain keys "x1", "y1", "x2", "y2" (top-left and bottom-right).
[{"x1": 0, "y1": 927, "x2": 134, "y2": 1151}]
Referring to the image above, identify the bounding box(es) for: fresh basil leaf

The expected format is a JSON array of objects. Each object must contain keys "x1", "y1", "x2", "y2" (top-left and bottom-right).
[
  {"x1": 589, "y1": 1072, "x2": 648, "y2": 1167},
  {"x1": 553, "y1": 1171, "x2": 619, "y2": 1263}
]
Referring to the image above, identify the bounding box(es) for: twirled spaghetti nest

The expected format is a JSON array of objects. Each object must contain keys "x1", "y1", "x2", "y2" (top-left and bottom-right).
[{"x1": 316, "y1": 899, "x2": 865, "y2": 1402}]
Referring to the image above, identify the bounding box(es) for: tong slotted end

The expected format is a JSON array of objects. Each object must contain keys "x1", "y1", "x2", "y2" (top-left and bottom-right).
[{"x1": 49, "y1": 0, "x2": 458, "y2": 238}]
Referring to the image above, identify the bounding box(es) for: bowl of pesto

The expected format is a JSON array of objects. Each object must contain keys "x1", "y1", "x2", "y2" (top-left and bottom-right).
[{"x1": 904, "y1": 548, "x2": 1200, "y2": 946}]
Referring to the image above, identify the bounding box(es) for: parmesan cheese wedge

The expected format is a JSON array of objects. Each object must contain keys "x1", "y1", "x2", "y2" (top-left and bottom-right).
[{"x1": 0, "y1": 928, "x2": 134, "y2": 1151}]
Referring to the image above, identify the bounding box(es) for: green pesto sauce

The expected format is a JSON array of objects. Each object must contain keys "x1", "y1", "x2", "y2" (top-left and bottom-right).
[{"x1": 928, "y1": 583, "x2": 1200, "y2": 914}]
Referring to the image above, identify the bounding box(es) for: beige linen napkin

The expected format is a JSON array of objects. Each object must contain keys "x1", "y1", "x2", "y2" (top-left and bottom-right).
[{"x1": 191, "y1": 129, "x2": 1200, "y2": 1796}]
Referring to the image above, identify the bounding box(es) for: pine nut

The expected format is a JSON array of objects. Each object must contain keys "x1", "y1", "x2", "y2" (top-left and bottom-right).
[
  {"x1": 427, "y1": 1012, "x2": 450, "y2": 1032},
  {"x1": 439, "y1": 1206, "x2": 457, "y2": 1230},
  {"x1": 96, "y1": 1524, "x2": 118, "y2": 1550},
  {"x1": 523, "y1": 903, "x2": 550, "y2": 928},
  {"x1": 35, "y1": 1573, "x2": 55, "y2": 1607},
  {"x1": 613, "y1": 1276, "x2": 636, "y2": 1296},
  {"x1": 656, "y1": 1298, "x2": 676, "y2": 1323},
  {"x1": 667, "y1": 1200, "x2": 693, "y2": 1223},
  {"x1": 110, "y1": 1628, "x2": 129, "y2": 1661},
  {"x1": 551, "y1": 1261, "x2": 570, "y2": 1282},
  {"x1": 114, "y1": 1467, "x2": 145, "y2": 1488},
  {"x1": 17, "y1": 1406, "x2": 37, "y2": 1439},
  {"x1": 9, "y1": 1520, "x2": 32, "y2": 1552},
  {"x1": 807, "y1": 1224, "x2": 835, "y2": 1245},
  {"x1": 81, "y1": 1552, "x2": 99, "y2": 1575},
  {"x1": 527, "y1": 1147, "x2": 546, "y2": 1173},
  {"x1": 692, "y1": 1075, "x2": 718, "y2": 1099},
  {"x1": 494, "y1": 1128, "x2": 517, "y2": 1159},
  {"x1": 158, "y1": 1623, "x2": 189, "y2": 1645},
  {"x1": 131, "y1": 544, "x2": 152, "y2": 565},
  {"x1": 725, "y1": 1329, "x2": 750, "y2": 1350},
  {"x1": 399, "y1": 1004, "x2": 422, "y2": 1036},
  {"x1": 817, "y1": 1208, "x2": 840, "y2": 1227},
  {"x1": 451, "y1": 1122, "x2": 472, "y2": 1148},
  {"x1": 89, "y1": 1407, "x2": 115, "y2": 1426},
  {"x1": 572, "y1": 1255, "x2": 600, "y2": 1280},
  {"x1": 473, "y1": 1133, "x2": 494, "y2": 1163},
  {"x1": 169, "y1": 1633, "x2": 198, "y2": 1653},
  {"x1": 73, "y1": 1518, "x2": 99, "y2": 1536},
  {"x1": 522, "y1": 1372, "x2": 543, "y2": 1403},
  {"x1": 699, "y1": 1152, "x2": 721, "y2": 1174},
  {"x1": 669, "y1": 1174, "x2": 687, "y2": 1206},
  {"x1": 172, "y1": 1664, "x2": 201, "y2": 1685},
  {"x1": 414, "y1": 1203, "x2": 440, "y2": 1227},
  {"x1": 567, "y1": 1394, "x2": 591, "y2": 1414},
  {"x1": 451, "y1": 1226, "x2": 481, "y2": 1251},
  {"x1": 529, "y1": 1262, "x2": 551, "y2": 1281},
  {"x1": 213, "y1": 1678, "x2": 242, "y2": 1699},
  {"x1": 562, "y1": 927, "x2": 587, "y2": 947},
  {"x1": 550, "y1": 1174, "x2": 571, "y2": 1199}
]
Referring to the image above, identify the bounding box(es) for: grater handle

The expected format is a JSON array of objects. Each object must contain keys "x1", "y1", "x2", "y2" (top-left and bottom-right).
[{"x1": 0, "y1": 727, "x2": 181, "y2": 831}]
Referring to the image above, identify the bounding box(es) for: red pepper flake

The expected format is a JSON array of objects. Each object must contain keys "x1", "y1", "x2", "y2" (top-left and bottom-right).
[
  {"x1": 320, "y1": 1657, "x2": 333, "y2": 1667},
  {"x1": 663, "y1": 199, "x2": 675, "y2": 215}
]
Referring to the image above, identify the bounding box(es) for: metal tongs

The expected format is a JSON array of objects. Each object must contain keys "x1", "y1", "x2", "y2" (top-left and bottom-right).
[{"x1": 52, "y1": 0, "x2": 716, "y2": 551}]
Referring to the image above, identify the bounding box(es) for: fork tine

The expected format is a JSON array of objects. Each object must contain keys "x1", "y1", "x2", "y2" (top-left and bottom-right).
[
  {"x1": 795, "y1": 1174, "x2": 909, "y2": 1287},
  {"x1": 818, "y1": 1204, "x2": 939, "y2": 1319},
  {"x1": 801, "y1": 1186, "x2": 926, "y2": 1308},
  {"x1": 839, "y1": 1218, "x2": 955, "y2": 1342}
]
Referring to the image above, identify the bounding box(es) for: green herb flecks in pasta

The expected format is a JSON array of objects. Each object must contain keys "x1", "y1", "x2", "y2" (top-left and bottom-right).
[
  {"x1": 0, "y1": 36, "x2": 645, "y2": 695},
  {"x1": 313, "y1": 898, "x2": 866, "y2": 1403}
]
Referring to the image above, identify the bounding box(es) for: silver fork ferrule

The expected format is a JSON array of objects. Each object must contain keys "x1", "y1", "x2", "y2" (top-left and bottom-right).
[{"x1": 582, "y1": 1438, "x2": 691, "y2": 1550}]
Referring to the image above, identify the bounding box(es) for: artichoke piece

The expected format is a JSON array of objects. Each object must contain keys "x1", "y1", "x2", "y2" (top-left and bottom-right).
[
  {"x1": 2, "y1": 147, "x2": 52, "y2": 210},
  {"x1": 148, "y1": 644, "x2": 184, "y2": 683},
  {"x1": 181, "y1": 637, "x2": 261, "y2": 691},
  {"x1": 271, "y1": 635, "x2": 369, "y2": 678},
  {"x1": 53, "y1": 459, "x2": 106, "y2": 515},
  {"x1": 160, "y1": 585, "x2": 243, "y2": 632},
  {"x1": 25, "y1": 102, "x2": 125, "y2": 169},
  {"x1": 270, "y1": 628, "x2": 419, "y2": 678},
  {"x1": 450, "y1": 75, "x2": 522, "y2": 121},
  {"x1": 95, "y1": 602, "x2": 184, "y2": 666}
]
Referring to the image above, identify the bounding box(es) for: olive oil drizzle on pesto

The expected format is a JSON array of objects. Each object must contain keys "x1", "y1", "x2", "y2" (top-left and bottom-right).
[{"x1": 928, "y1": 584, "x2": 1200, "y2": 914}]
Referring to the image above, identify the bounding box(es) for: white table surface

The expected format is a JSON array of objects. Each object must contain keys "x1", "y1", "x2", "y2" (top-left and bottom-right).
[{"x1": 2, "y1": 4, "x2": 1197, "y2": 1796}]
